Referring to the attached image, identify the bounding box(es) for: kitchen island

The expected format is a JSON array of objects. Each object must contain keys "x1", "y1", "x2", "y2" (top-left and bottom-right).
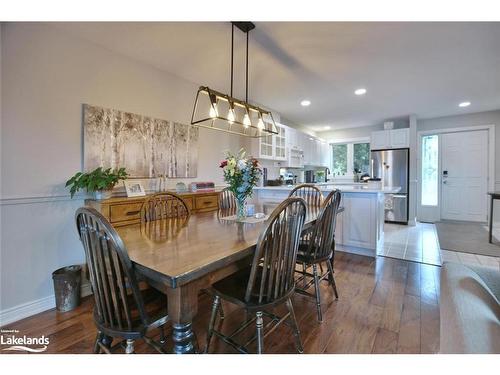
[{"x1": 250, "y1": 184, "x2": 401, "y2": 257}]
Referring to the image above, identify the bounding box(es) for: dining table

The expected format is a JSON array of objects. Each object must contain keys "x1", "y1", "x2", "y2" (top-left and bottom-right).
[{"x1": 114, "y1": 199, "x2": 325, "y2": 354}]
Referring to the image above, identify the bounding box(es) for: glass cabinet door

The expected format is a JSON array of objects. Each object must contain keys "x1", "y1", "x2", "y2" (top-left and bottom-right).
[
  {"x1": 260, "y1": 133, "x2": 274, "y2": 158},
  {"x1": 274, "y1": 126, "x2": 286, "y2": 159}
]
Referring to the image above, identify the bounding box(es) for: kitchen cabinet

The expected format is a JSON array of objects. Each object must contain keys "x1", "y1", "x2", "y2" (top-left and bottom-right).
[
  {"x1": 321, "y1": 140, "x2": 330, "y2": 168},
  {"x1": 252, "y1": 188, "x2": 385, "y2": 256},
  {"x1": 390, "y1": 128, "x2": 410, "y2": 148},
  {"x1": 305, "y1": 136, "x2": 315, "y2": 165},
  {"x1": 252, "y1": 123, "x2": 287, "y2": 160},
  {"x1": 371, "y1": 128, "x2": 409, "y2": 150},
  {"x1": 286, "y1": 126, "x2": 298, "y2": 149},
  {"x1": 86, "y1": 191, "x2": 220, "y2": 227},
  {"x1": 305, "y1": 137, "x2": 329, "y2": 167},
  {"x1": 274, "y1": 125, "x2": 287, "y2": 160},
  {"x1": 252, "y1": 123, "x2": 329, "y2": 167},
  {"x1": 338, "y1": 192, "x2": 384, "y2": 251}
]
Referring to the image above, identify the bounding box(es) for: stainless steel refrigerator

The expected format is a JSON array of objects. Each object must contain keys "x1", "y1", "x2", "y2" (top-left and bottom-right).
[{"x1": 370, "y1": 148, "x2": 409, "y2": 224}]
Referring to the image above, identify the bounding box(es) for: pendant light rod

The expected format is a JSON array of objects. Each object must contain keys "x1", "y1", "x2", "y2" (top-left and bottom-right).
[
  {"x1": 230, "y1": 23, "x2": 234, "y2": 97},
  {"x1": 246, "y1": 30, "x2": 249, "y2": 103},
  {"x1": 232, "y1": 22, "x2": 255, "y2": 103}
]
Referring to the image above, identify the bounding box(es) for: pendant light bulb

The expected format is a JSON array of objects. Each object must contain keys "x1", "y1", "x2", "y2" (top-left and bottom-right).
[
  {"x1": 243, "y1": 113, "x2": 251, "y2": 128},
  {"x1": 209, "y1": 104, "x2": 218, "y2": 119},
  {"x1": 227, "y1": 108, "x2": 235, "y2": 123},
  {"x1": 257, "y1": 114, "x2": 265, "y2": 130}
]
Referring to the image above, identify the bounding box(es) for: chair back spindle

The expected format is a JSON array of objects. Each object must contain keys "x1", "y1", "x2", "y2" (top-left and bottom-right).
[
  {"x1": 141, "y1": 192, "x2": 190, "y2": 223},
  {"x1": 288, "y1": 184, "x2": 324, "y2": 209},
  {"x1": 218, "y1": 188, "x2": 237, "y2": 210}
]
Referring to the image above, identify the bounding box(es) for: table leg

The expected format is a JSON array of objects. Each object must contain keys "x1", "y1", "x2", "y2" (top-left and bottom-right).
[
  {"x1": 489, "y1": 196, "x2": 494, "y2": 244},
  {"x1": 166, "y1": 282, "x2": 201, "y2": 354}
]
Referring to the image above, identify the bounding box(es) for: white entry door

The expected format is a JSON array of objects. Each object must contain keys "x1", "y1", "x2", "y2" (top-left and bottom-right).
[{"x1": 441, "y1": 130, "x2": 488, "y2": 222}]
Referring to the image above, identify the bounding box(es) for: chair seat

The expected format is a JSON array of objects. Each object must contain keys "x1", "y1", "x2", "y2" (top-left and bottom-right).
[
  {"x1": 296, "y1": 243, "x2": 332, "y2": 264},
  {"x1": 211, "y1": 266, "x2": 292, "y2": 309}
]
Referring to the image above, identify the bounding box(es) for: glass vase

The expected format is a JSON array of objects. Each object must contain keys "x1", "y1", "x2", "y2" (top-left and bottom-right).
[{"x1": 235, "y1": 195, "x2": 247, "y2": 221}]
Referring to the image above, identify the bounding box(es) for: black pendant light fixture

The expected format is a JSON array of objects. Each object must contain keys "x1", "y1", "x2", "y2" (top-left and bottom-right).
[{"x1": 190, "y1": 22, "x2": 278, "y2": 137}]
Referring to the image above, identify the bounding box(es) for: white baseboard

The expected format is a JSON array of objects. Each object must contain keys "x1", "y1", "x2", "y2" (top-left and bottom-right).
[
  {"x1": 0, "y1": 282, "x2": 93, "y2": 327},
  {"x1": 0, "y1": 295, "x2": 55, "y2": 327}
]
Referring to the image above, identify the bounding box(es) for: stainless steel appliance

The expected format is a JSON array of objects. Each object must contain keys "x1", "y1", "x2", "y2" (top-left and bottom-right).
[
  {"x1": 305, "y1": 170, "x2": 315, "y2": 183},
  {"x1": 370, "y1": 148, "x2": 409, "y2": 224}
]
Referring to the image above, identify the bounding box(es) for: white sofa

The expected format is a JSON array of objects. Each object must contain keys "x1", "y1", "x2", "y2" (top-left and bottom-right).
[{"x1": 440, "y1": 262, "x2": 500, "y2": 353}]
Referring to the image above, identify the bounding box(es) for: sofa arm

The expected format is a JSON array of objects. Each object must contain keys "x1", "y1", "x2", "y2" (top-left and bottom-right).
[{"x1": 440, "y1": 262, "x2": 500, "y2": 353}]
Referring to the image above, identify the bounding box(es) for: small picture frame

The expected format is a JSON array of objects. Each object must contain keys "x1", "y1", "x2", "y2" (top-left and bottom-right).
[{"x1": 124, "y1": 180, "x2": 146, "y2": 197}]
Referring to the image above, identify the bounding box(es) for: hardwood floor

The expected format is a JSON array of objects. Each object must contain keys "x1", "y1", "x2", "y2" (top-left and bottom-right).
[{"x1": 0, "y1": 252, "x2": 440, "y2": 354}]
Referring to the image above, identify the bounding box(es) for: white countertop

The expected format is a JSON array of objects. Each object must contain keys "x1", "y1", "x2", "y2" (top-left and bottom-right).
[{"x1": 254, "y1": 184, "x2": 401, "y2": 194}]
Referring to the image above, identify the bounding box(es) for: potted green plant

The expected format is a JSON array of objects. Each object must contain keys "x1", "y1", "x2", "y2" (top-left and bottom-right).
[{"x1": 66, "y1": 167, "x2": 128, "y2": 200}]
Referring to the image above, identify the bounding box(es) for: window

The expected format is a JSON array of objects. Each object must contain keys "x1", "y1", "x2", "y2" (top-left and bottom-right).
[
  {"x1": 332, "y1": 144, "x2": 347, "y2": 176},
  {"x1": 331, "y1": 139, "x2": 370, "y2": 178},
  {"x1": 353, "y1": 143, "x2": 370, "y2": 174},
  {"x1": 421, "y1": 135, "x2": 439, "y2": 206}
]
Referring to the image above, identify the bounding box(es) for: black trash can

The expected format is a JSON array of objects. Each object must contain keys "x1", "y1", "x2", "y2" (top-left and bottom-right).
[{"x1": 52, "y1": 265, "x2": 82, "y2": 312}]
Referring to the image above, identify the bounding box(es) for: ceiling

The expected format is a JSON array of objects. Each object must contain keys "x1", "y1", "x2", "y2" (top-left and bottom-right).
[{"x1": 53, "y1": 22, "x2": 500, "y2": 132}]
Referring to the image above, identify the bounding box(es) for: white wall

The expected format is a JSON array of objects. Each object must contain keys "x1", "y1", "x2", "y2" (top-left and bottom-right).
[{"x1": 0, "y1": 23, "x2": 250, "y2": 323}]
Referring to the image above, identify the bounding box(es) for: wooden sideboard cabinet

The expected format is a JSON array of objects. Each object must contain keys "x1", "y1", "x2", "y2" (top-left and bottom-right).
[{"x1": 85, "y1": 190, "x2": 221, "y2": 227}]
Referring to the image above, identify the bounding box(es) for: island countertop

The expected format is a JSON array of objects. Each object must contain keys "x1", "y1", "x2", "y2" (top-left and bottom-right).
[{"x1": 253, "y1": 184, "x2": 401, "y2": 194}]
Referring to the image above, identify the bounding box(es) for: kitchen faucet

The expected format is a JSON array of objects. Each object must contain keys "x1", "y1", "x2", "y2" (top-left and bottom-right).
[{"x1": 325, "y1": 167, "x2": 330, "y2": 182}]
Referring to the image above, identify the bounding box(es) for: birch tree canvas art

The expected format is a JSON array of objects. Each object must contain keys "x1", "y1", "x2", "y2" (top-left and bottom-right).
[{"x1": 83, "y1": 104, "x2": 198, "y2": 178}]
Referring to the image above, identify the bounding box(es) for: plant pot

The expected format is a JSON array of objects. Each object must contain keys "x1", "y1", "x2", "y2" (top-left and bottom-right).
[{"x1": 93, "y1": 189, "x2": 113, "y2": 200}]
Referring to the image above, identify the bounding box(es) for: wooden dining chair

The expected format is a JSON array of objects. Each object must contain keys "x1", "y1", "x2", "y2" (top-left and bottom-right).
[
  {"x1": 204, "y1": 197, "x2": 307, "y2": 354},
  {"x1": 218, "y1": 187, "x2": 237, "y2": 210},
  {"x1": 288, "y1": 183, "x2": 324, "y2": 208},
  {"x1": 294, "y1": 189, "x2": 342, "y2": 322},
  {"x1": 75, "y1": 207, "x2": 169, "y2": 354},
  {"x1": 140, "y1": 192, "x2": 190, "y2": 222},
  {"x1": 288, "y1": 184, "x2": 324, "y2": 281}
]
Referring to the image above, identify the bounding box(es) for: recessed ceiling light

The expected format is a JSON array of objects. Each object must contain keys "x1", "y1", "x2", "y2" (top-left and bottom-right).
[
  {"x1": 354, "y1": 88, "x2": 367, "y2": 96},
  {"x1": 458, "y1": 101, "x2": 471, "y2": 107},
  {"x1": 300, "y1": 100, "x2": 311, "y2": 107},
  {"x1": 323, "y1": 126, "x2": 331, "y2": 131}
]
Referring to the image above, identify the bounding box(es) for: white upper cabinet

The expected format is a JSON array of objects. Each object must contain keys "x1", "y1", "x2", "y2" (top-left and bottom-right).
[
  {"x1": 286, "y1": 127, "x2": 298, "y2": 149},
  {"x1": 370, "y1": 130, "x2": 390, "y2": 150},
  {"x1": 371, "y1": 128, "x2": 409, "y2": 150},
  {"x1": 252, "y1": 123, "x2": 287, "y2": 160},
  {"x1": 251, "y1": 123, "x2": 330, "y2": 166},
  {"x1": 274, "y1": 125, "x2": 287, "y2": 160},
  {"x1": 390, "y1": 128, "x2": 410, "y2": 148},
  {"x1": 321, "y1": 140, "x2": 330, "y2": 167}
]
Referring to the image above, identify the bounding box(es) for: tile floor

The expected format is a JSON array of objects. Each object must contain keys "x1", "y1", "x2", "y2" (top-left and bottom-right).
[
  {"x1": 378, "y1": 222, "x2": 500, "y2": 270},
  {"x1": 378, "y1": 222, "x2": 442, "y2": 266}
]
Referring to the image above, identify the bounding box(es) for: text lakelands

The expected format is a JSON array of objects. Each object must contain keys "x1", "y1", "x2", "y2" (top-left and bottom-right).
[{"x1": 1, "y1": 335, "x2": 50, "y2": 345}]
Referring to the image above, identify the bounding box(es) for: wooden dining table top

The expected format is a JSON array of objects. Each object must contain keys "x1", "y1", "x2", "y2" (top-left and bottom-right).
[{"x1": 115, "y1": 200, "x2": 321, "y2": 288}]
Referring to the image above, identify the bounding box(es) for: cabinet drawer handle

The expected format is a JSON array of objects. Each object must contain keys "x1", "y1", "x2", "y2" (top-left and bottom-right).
[
  {"x1": 126, "y1": 210, "x2": 140, "y2": 216},
  {"x1": 203, "y1": 201, "x2": 213, "y2": 205}
]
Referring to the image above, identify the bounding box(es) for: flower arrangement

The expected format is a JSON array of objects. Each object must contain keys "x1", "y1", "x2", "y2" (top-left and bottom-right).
[{"x1": 219, "y1": 149, "x2": 261, "y2": 219}]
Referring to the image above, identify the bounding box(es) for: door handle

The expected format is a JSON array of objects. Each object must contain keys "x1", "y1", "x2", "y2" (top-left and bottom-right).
[{"x1": 443, "y1": 180, "x2": 447, "y2": 184}]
